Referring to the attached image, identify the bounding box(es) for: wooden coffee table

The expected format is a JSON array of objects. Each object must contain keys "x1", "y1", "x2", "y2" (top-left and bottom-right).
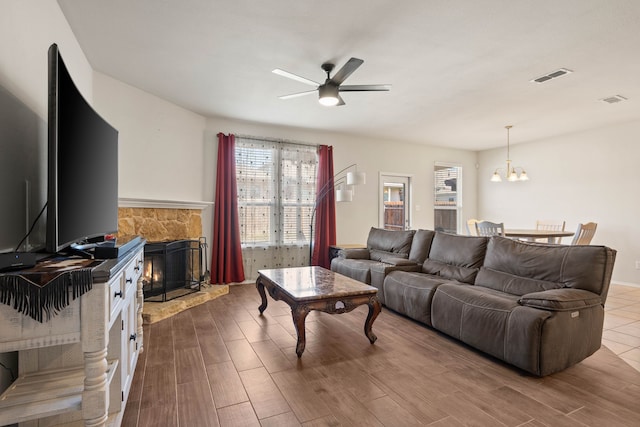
[{"x1": 256, "y1": 266, "x2": 381, "y2": 357}]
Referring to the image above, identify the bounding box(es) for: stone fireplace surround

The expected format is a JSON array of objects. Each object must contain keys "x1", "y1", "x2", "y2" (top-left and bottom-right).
[
  {"x1": 116, "y1": 197, "x2": 212, "y2": 242},
  {"x1": 116, "y1": 198, "x2": 228, "y2": 324}
]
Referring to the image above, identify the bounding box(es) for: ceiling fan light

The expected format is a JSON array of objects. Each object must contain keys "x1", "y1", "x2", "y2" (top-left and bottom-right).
[{"x1": 318, "y1": 84, "x2": 339, "y2": 106}]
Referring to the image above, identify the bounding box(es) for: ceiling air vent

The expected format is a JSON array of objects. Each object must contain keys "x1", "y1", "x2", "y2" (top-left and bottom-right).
[
  {"x1": 530, "y1": 68, "x2": 573, "y2": 83},
  {"x1": 601, "y1": 95, "x2": 627, "y2": 104}
]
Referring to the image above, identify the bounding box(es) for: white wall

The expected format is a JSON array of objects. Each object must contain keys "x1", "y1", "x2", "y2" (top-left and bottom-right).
[
  {"x1": 478, "y1": 120, "x2": 640, "y2": 285},
  {"x1": 206, "y1": 116, "x2": 478, "y2": 245},
  {"x1": 0, "y1": 0, "x2": 92, "y2": 397},
  {"x1": 93, "y1": 73, "x2": 208, "y2": 202}
]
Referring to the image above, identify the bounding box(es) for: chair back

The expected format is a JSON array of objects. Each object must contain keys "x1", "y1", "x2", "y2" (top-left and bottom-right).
[
  {"x1": 571, "y1": 222, "x2": 597, "y2": 245},
  {"x1": 535, "y1": 219, "x2": 566, "y2": 244},
  {"x1": 466, "y1": 219, "x2": 479, "y2": 236},
  {"x1": 475, "y1": 221, "x2": 505, "y2": 237}
]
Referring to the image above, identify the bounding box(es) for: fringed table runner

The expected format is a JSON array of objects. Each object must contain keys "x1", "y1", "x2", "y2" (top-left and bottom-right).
[{"x1": 0, "y1": 258, "x2": 101, "y2": 322}]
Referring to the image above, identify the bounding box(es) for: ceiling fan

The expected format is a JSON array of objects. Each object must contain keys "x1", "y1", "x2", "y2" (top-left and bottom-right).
[{"x1": 272, "y1": 57, "x2": 391, "y2": 106}]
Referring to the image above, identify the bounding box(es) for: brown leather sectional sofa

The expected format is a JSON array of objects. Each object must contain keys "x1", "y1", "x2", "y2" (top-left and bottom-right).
[{"x1": 331, "y1": 227, "x2": 616, "y2": 376}]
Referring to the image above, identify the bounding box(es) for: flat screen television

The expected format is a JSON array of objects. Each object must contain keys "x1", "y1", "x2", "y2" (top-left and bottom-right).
[{"x1": 46, "y1": 43, "x2": 119, "y2": 254}]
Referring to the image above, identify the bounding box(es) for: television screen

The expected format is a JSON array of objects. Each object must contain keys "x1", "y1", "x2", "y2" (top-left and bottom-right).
[{"x1": 46, "y1": 44, "x2": 119, "y2": 254}]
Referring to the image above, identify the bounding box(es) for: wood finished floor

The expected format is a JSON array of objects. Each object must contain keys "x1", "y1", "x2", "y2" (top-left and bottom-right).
[{"x1": 122, "y1": 283, "x2": 640, "y2": 427}]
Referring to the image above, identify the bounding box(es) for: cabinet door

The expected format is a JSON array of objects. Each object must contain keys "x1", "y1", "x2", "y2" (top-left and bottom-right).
[{"x1": 121, "y1": 294, "x2": 139, "y2": 402}]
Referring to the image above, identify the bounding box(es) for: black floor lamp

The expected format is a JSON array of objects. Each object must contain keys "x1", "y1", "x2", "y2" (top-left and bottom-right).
[{"x1": 309, "y1": 164, "x2": 366, "y2": 264}]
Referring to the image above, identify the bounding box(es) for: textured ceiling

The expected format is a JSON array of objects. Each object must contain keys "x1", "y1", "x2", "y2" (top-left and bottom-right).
[{"x1": 57, "y1": 0, "x2": 640, "y2": 150}]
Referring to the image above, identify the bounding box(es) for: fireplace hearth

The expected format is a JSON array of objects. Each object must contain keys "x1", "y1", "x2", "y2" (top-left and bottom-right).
[{"x1": 142, "y1": 238, "x2": 205, "y2": 302}]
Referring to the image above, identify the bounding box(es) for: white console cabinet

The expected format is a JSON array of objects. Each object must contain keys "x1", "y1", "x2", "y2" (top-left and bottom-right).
[{"x1": 0, "y1": 241, "x2": 145, "y2": 427}]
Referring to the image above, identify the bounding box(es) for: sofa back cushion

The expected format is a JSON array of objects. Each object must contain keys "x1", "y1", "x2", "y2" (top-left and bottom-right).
[
  {"x1": 475, "y1": 236, "x2": 616, "y2": 296},
  {"x1": 408, "y1": 229, "x2": 436, "y2": 264},
  {"x1": 422, "y1": 232, "x2": 488, "y2": 283},
  {"x1": 367, "y1": 227, "x2": 416, "y2": 261}
]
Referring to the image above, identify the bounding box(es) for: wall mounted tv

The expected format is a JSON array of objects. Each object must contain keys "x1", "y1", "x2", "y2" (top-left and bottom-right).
[{"x1": 46, "y1": 43, "x2": 119, "y2": 254}]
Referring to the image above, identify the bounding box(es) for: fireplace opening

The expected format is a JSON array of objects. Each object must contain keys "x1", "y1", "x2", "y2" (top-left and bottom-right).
[{"x1": 142, "y1": 238, "x2": 205, "y2": 302}]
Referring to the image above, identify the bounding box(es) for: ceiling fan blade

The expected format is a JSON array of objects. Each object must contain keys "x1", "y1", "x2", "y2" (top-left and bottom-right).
[
  {"x1": 330, "y1": 57, "x2": 364, "y2": 85},
  {"x1": 339, "y1": 84, "x2": 391, "y2": 92},
  {"x1": 278, "y1": 90, "x2": 317, "y2": 100},
  {"x1": 272, "y1": 69, "x2": 319, "y2": 87}
]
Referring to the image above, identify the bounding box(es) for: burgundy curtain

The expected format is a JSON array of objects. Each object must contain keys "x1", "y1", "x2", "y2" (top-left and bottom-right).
[
  {"x1": 211, "y1": 133, "x2": 245, "y2": 284},
  {"x1": 311, "y1": 145, "x2": 336, "y2": 268}
]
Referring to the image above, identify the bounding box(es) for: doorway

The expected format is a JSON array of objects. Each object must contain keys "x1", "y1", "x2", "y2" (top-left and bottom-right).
[{"x1": 379, "y1": 174, "x2": 411, "y2": 230}]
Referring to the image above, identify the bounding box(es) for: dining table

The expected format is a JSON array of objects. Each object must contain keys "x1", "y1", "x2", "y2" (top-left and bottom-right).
[{"x1": 504, "y1": 229, "x2": 574, "y2": 243}]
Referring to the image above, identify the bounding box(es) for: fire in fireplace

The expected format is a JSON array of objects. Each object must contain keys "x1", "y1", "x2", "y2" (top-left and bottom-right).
[{"x1": 142, "y1": 238, "x2": 205, "y2": 302}]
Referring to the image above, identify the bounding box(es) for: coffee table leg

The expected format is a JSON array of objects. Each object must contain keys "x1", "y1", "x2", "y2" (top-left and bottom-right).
[
  {"x1": 292, "y1": 304, "x2": 310, "y2": 357},
  {"x1": 256, "y1": 278, "x2": 268, "y2": 314},
  {"x1": 364, "y1": 296, "x2": 381, "y2": 344}
]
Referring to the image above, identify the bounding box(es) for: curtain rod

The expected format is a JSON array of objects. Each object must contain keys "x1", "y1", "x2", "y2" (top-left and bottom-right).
[{"x1": 234, "y1": 133, "x2": 319, "y2": 148}]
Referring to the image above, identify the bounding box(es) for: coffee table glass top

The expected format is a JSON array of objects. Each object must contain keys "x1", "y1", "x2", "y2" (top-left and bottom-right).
[{"x1": 257, "y1": 266, "x2": 377, "y2": 301}]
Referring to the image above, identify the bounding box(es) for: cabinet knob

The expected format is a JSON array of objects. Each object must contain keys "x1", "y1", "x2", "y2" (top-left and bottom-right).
[
  {"x1": 114, "y1": 291, "x2": 123, "y2": 298},
  {"x1": 130, "y1": 333, "x2": 137, "y2": 341},
  {"x1": 126, "y1": 277, "x2": 133, "y2": 284},
  {"x1": 134, "y1": 265, "x2": 140, "y2": 272}
]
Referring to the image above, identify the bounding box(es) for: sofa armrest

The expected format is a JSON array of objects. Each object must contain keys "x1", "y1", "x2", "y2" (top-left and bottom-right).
[
  {"x1": 381, "y1": 257, "x2": 419, "y2": 267},
  {"x1": 339, "y1": 248, "x2": 371, "y2": 259},
  {"x1": 519, "y1": 288, "x2": 602, "y2": 311}
]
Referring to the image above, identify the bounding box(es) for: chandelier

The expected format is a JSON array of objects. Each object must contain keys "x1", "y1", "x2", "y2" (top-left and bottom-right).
[{"x1": 490, "y1": 125, "x2": 529, "y2": 182}]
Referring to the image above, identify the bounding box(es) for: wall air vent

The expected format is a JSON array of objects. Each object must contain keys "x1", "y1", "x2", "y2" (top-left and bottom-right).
[
  {"x1": 601, "y1": 95, "x2": 628, "y2": 104},
  {"x1": 530, "y1": 68, "x2": 573, "y2": 83}
]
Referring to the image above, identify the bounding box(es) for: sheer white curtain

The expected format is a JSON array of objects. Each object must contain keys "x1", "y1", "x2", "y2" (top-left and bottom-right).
[{"x1": 235, "y1": 137, "x2": 317, "y2": 279}]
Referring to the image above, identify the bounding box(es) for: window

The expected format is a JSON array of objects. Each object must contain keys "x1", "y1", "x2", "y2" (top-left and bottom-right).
[
  {"x1": 434, "y1": 163, "x2": 462, "y2": 233},
  {"x1": 235, "y1": 137, "x2": 317, "y2": 247}
]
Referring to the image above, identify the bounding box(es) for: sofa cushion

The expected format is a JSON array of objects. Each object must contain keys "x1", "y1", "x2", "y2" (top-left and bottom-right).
[
  {"x1": 331, "y1": 258, "x2": 384, "y2": 284},
  {"x1": 422, "y1": 232, "x2": 488, "y2": 283},
  {"x1": 407, "y1": 229, "x2": 436, "y2": 264},
  {"x1": 476, "y1": 237, "x2": 615, "y2": 296},
  {"x1": 370, "y1": 262, "x2": 421, "y2": 305},
  {"x1": 431, "y1": 283, "x2": 524, "y2": 361},
  {"x1": 367, "y1": 227, "x2": 415, "y2": 261},
  {"x1": 384, "y1": 271, "x2": 454, "y2": 326}
]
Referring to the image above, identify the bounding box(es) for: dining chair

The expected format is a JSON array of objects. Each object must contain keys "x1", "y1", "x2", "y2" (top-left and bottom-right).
[
  {"x1": 535, "y1": 219, "x2": 566, "y2": 244},
  {"x1": 466, "y1": 219, "x2": 479, "y2": 236},
  {"x1": 571, "y1": 222, "x2": 597, "y2": 245},
  {"x1": 475, "y1": 221, "x2": 505, "y2": 237}
]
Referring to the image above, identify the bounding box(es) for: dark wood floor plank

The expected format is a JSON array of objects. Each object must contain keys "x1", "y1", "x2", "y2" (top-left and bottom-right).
[
  {"x1": 177, "y1": 379, "x2": 220, "y2": 427},
  {"x1": 175, "y1": 346, "x2": 207, "y2": 385},
  {"x1": 250, "y1": 339, "x2": 295, "y2": 374},
  {"x1": 198, "y1": 330, "x2": 232, "y2": 365},
  {"x1": 206, "y1": 360, "x2": 250, "y2": 408},
  {"x1": 237, "y1": 318, "x2": 270, "y2": 343},
  {"x1": 239, "y1": 366, "x2": 292, "y2": 420},
  {"x1": 172, "y1": 310, "x2": 199, "y2": 349},
  {"x1": 362, "y1": 395, "x2": 423, "y2": 427},
  {"x1": 137, "y1": 402, "x2": 178, "y2": 427},
  {"x1": 122, "y1": 283, "x2": 640, "y2": 427},
  {"x1": 270, "y1": 369, "x2": 333, "y2": 423},
  {"x1": 144, "y1": 319, "x2": 174, "y2": 368},
  {"x1": 313, "y1": 382, "x2": 384, "y2": 426},
  {"x1": 139, "y1": 363, "x2": 176, "y2": 410},
  {"x1": 217, "y1": 401, "x2": 261, "y2": 427},
  {"x1": 258, "y1": 411, "x2": 301, "y2": 427},
  {"x1": 225, "y1": 338, "x2": 264, "y2": 372}
]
